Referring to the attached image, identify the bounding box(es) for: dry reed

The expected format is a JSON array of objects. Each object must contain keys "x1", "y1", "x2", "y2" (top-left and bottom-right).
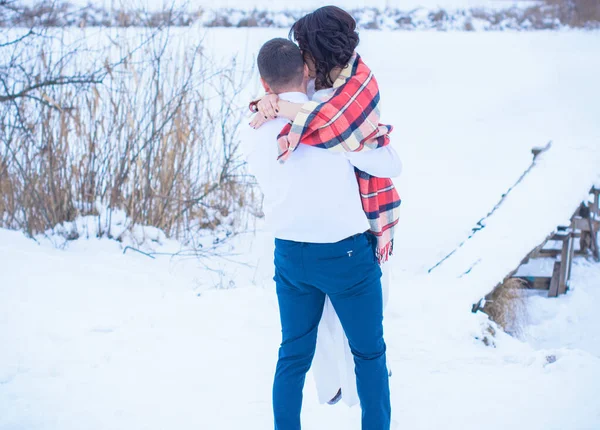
[
  {"x1": 482, "y1": 278, "x2": 529, "y2": 338},
  {"x1": 0, "y1": 25, "x2": 258, "y2": 245}
]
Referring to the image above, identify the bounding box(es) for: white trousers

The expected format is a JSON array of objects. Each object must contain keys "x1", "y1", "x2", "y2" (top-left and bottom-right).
[{"x1": 311, "y1": 262, "x2": 391, "y2": 407}]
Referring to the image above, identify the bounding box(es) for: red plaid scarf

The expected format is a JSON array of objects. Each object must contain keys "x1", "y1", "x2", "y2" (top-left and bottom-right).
[{"x1": 276, "y1": 53, "x2": 401, "y2": 263}]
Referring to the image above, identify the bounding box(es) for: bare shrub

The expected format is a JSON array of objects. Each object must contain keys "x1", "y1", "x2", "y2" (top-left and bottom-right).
[
  {"x1": 545, "y1": 0, "x2": 600, "y2": 26},
  {"x1": 482, "y1": 278, "x2": 528, "y2": 337},
  {"x1": 3, "y1": 0, "x2": 600, "y2": 30},
  {"x1": 205, "y1": 13, "x2": 232, "y2": 28},
  {"x1": 395, "y1": 15, "x2": 414, "y2": 29},
  {"x1": 0, "y1": 16, "x2": 257, "y2": 244},
  {"x1": 429, "y1": 9, "x2": 449, "y2": 22}
]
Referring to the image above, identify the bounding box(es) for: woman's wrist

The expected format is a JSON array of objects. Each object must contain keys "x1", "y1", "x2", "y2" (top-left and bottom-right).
[{"x1": 278, "y1": 100, "x2": 302, "y2": 121}]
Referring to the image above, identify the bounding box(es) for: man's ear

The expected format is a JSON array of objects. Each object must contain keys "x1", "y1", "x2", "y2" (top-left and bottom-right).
[
  {"x1": 303, "y1": 63, "x2": 309, "y2": 80},
  {"x1": 260, "y1": 77, "x2": 272, "y2": 94}
]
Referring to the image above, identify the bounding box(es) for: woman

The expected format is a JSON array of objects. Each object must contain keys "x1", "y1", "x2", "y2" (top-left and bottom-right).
[
  {"x1": 252, "y1": 6, "x2": 400, "y2": 262},
  {"x1": 251, "y1": 5, "x2": 400, "y2": 425}
]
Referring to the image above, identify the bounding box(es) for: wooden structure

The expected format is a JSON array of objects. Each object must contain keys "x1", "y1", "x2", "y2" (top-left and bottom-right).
[
  {"x1": 513, "y1": 185, "x2": 600, "y2": 297},
  {"x1": 466, "y1": 144, "x2": 600, "y2": 315}
]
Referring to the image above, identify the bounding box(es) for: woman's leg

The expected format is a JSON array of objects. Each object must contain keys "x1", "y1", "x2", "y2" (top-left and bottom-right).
[
  {"x1": 328, "y1": 272, "x2": 391, "y2": 430},
  {"x1": 310, "y1": 233, "x2": 391, "y2": 430},
  {"x1": 310, "y1": 296, "x2": 343, "y2": 405}
]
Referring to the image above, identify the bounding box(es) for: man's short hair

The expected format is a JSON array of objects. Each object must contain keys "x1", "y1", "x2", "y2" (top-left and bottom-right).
[{"x1": 257, "y1": 38, "x2": 304, "y2": 93}]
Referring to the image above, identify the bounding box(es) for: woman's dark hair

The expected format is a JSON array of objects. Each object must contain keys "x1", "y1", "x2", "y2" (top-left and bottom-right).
[{"x1": 289, "y1": 6, "x2": 359, "y2": 90}]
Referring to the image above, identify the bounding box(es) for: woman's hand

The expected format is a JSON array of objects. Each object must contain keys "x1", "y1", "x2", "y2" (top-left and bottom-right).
[
  {"x1": 249, "y1": 94, "x2": 279, "y2": 129},
  {"x1": 249, "y1": 113, "x2": 269, "y2": 129},
  {"x1": 257, "y1": 94, "x2": 279, "y2": 120},
  {"x1": 248, "y1": 95, "x2": 304, "y2": 129}
]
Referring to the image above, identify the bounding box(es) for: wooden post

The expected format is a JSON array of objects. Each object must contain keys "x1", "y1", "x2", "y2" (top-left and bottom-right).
[
  {"x1": 592, "y1": 187, "x2": 600, "y2": 218},
  {"x1": 531, "y1": 142, "x2": 552, "y2": 159},
  {"x1": 557, "y1": 234, "x2": 571, "y2": 295},
  {"x1": 566, "y1": 232, "x2": 577, "y2": 287},
  {"x1": 589, "y1": 217, "x2": 600, "y2": 262},
  {"x1": 572, "y1": 216, "x2": 589, "y2": 231},
  {"x1": 548, "y1": 261, "x2": 561, "y2": 298}
]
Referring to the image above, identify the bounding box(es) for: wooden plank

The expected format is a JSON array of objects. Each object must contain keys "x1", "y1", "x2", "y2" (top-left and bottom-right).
[
  {"x1": 571, "y1": 216, "x2": 600, "y2": 232},
  {"x1": 512, "y1": 276, "x2": 551, "y2": 290},
  {"x1": 557, "y1": 235, "x2": 571, "y2": 295},
  {"x1": 532, "y1": 277, "x2": 552, "y2": 290},
  {"x1": 588, "y1": 187, "x2": 600, "y2": 219},
  {"x1": 589, "y1": 216, "x2": 600, "y2": 262},
  {"x1": 548, "y1": 261, "x2": 561, "y2": 298},
  {"x1": 532, "y1": 277, "x2": 551, "y2": 290},
  {"x1": 486, "y1": 208, "x2": 581, "y2": 304},
  {"x1": 499, "y1": 225, "x2": 571, "y2": 291},
  {"x1": 503, "y1": 232, "x2": 560, "y2": 282},
  {"x1": 567, "y1": 232, "x2": 576, "y2": 286},
  {"x1": 538, "y1": 248, "x2": 587, "y2": 257},
  {"x1": 550, "y1": 231, "x2": 570, "y2": 241},
  {"x1": 538, "y1": 249, "x2": 561, "y2": 257}
]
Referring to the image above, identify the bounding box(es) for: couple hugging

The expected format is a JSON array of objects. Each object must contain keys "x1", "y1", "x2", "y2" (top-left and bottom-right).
[{"x1": 241, "y1": 5, "x2": 402, "y2": 430}]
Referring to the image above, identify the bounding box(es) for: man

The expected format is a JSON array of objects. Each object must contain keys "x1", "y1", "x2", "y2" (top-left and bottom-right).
[{"x1": 241, "y1": 38, "x2": 401, "y2": 430}]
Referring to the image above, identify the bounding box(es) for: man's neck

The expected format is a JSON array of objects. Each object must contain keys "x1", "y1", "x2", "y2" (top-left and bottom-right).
[
  {"x1": 278, "y1": 91, "x2": 309, "y2": 103},
  {"x1": 275, "y1": 85, "x2": 307, "y2": 95}
]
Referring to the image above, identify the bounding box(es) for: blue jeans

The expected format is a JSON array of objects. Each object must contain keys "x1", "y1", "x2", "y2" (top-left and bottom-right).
[{"x1": 272, "y1": 232, "x2": 391, "y2": 430}]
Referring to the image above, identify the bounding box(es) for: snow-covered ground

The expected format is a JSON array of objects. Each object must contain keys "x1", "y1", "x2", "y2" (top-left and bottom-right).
[
  {"x1": 524, "y1": 260, "x2": 600, "y2": 358},
  {"x1": 2, "y1": 30, "x2": 600, "y2": 429},
  {"x1": 2, "y1": 225, "x2": 600, "y2": 429}
]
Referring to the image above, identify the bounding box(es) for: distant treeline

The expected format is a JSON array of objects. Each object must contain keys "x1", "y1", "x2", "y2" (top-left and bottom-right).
[{"x1": 1, "y1": 0, "x2": 599, "y2": 30}]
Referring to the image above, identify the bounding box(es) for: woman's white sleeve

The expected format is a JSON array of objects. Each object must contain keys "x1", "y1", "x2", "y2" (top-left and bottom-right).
[{"x1": 344, "y1": 146, "x2": 402, "y2": 178}]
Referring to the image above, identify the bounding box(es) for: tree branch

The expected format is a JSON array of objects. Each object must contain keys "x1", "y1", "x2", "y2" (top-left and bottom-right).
[{"x1": 0, "y1": 75, "x2": 103, "y2": 103}]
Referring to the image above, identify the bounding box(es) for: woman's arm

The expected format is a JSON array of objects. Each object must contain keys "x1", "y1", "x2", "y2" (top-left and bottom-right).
[
  {"x1": 345, "y1": 146, "x2": 402, "y2": 178},
  {"x1": 251, "y1": 54, "x2": 389, "y2": 155},
  {"x1": 249, "y1": 95, "x2": 303, "y2": 129},
  {"x1": 277, "y1": 100, "x2": 302, "y2": 121}
]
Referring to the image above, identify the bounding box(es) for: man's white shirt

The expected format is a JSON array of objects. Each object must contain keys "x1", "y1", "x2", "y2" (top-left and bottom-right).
[
  {"x1": 241, "y1": 91, "x2": 401, "y2": 243},
  {"x1": 241, "y1": 90, "x2": 400, "y2": 407}
]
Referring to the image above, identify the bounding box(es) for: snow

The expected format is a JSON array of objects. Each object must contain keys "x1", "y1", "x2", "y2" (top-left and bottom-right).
[
  {"x1": 514, "y1": 257, "x2": 556, "y2": 277},
  {"x1": 429, "y1": 144, "x2": 600, "y2": 303},
  {"x1": 2, "y1": 29, "x2": 600, "y2": 429},
  {"x1": 524, "y1": 260, "x2": 600, "y2": 357},
  {"x1": 2, "y1": 226, "x2": 600, "y2": 429}
]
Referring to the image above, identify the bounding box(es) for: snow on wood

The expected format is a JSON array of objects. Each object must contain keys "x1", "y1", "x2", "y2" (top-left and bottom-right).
[{"x1": 429, "y1": 141, "x2": 600, "y2": 305}]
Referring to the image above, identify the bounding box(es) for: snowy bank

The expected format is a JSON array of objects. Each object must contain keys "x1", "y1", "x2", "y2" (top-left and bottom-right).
[{"x1": 5, "y1": 1, "x2": 600, "y2": 30}]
